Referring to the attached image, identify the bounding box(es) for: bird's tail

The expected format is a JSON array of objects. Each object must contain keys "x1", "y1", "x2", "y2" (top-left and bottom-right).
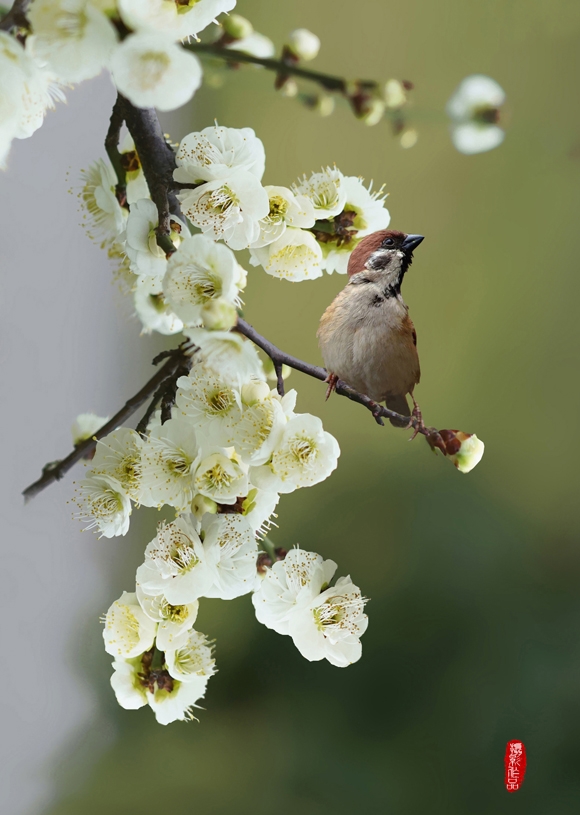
[{"x1": 386, "y1": 393, "x2": 410, "y2": 428}]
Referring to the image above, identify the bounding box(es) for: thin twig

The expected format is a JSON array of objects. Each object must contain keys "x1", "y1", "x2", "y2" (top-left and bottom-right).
[
  {"x1": 234, "y1": 318, "x2": 431, "y2": 434},
  {"x1": 0, "y1": 0, "x2": 30, "y2": 31},
  {"x1": 105, "y1": 96, "x2": 128, "y2": 207},
  {"x1": 22, "y1": 349, "x2": 189, "y2": 502},
  {"x1": 187, "y1": 42, "x2": 376, "y2": 94}
]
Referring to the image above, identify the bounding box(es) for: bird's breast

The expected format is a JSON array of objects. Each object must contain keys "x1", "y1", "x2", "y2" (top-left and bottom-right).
[{"x1": 317, "y1": 285, "x2": 420, "y2": 400}]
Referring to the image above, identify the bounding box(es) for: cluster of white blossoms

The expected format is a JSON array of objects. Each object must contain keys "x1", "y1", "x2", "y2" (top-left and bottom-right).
[
  {"x1": 80, "y1": 123, "x2": 392, "y2": 332},
  {"x1": 80, "y1": 352, "x2": 369, "y2": 722},
  {"x1": 0, "y1": 0, "x2": 239, "y2": 166},
  {"x1": 175, "y1": 126, "x2": 390, "y2": 280}
]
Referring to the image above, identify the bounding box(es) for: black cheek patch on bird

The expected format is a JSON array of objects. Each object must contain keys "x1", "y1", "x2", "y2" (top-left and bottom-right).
[{"x1": 372, "y1": 294, "x2": 385, "y2": 306}]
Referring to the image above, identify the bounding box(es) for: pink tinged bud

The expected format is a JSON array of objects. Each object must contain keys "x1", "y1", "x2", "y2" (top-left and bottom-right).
[{"x1": 429, "y1": 429, "x2": 485, "y2": 474}]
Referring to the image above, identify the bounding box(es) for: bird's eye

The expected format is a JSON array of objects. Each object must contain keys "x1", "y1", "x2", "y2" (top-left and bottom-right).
[{"x1": 382, "y1": 237, "x2": 394, "y2": 247}]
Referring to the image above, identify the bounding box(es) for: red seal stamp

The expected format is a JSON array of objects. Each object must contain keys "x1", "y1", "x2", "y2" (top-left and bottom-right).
[{"x1": 504, "y1": 740, "x2": 526, "y2": 792}]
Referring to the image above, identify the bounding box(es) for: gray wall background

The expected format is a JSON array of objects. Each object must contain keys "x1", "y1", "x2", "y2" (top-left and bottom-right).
[{"x1": 0, "y1": 76, "x2": 164, "y2": 815}]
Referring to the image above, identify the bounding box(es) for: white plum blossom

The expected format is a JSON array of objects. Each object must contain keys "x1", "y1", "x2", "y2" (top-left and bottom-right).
[
  {"x1": 201, "y1": 297, "x2": 238, "y2": 331},
  {"x1": 250, "y1": 186, "x2": 316, "y2": 249},
  {"x1": 80, "y1": 159, "x2": 128, "y2": 241},
  {"x1": 124, "y1": 199, "x2": 182, "y2": 279},
  {"x1": 136, "y1": 585, "x2": 199, "y2": 651},
  {"x1": 0, "y1": 34, "x2": 64, "y2": 149},
  {"x1": 241, "y1": 487, "x2": 280, "y2": 538},
  {"x1": 288, "y1": 576, "x2": 368, "y2": 667},
  {"x1": 163, "y1": 234, "x2": 244, "y2": 327},
  {"x1": 250, "y1": 227, "x2": 324, "y2": 282},
  {"x1": 174, "y1": 125, "x2": 266, "y2": 185},
  {"x1": 139, "y1": 418, "x2": 200, "y2": 511},
  {"x1": 133, "y1": 278, "x2": 184, "y2": 336},
  {"x1": 293, "y1": 166, "x2": 346, "y2": 219},
  {"x1": 446, "y1": 75, "x2": 506, "y2": 155},
  {"x1": 202, "y1": 513, "x2": 258, "y2": 600},
  {"x1": 165, "y1": 629, "x2": 216, "y2": 683},
  {"x1": 28, "y1": 0, "x2": 118, "y2": 83},
  {"x1": 193, "y1": 450, "x2": 249, "y2": 505},
  {"x1": 286, "y1": 29, "x2": 321, "y2": 62},
  {"x1": 103, "y1": 591, "x2": 157, "y2": 658},
  {"x1": 136, "y1": 516, "x2": 216, "y2": 605},
  {"x1": 252, "y1": 548, "x2": 337, "y2": 635},
  {"x1": 228, "y1": 387, "x2": 287, "y2": 465},
  {"x1": 75, "y1": 473, "x2": 131, "y2": 538},
  {"x1": 110, "y1": 649, "x2": 211, "y2": 723},
  {"x1": 178, "y1": 170, "x2": 269, "y2": 250},
  {"x1": 174, "y1": 365, "x2": 243, "y2": 445},
  {"x1": 184, "y1": 329, "x2": 265, "y2": 387},
  {"x1": 110, "y1": 33, "x2": 203, "y2": 112},
  {"x1": 0, "y1": 33, "x2": 29, "y2": 156},
  {"x1": 118, "y1": 0, "x2": 237, "y2": 42},
  {"x1": 110, "y1": 656, "x2": 148, "y2": 711},
  {"x1": 250, "y1": 413, "x2": 340, "y2": 494},
  {"x1": 71, "y1": 412, "x2": 108, "y2": 445},
  {"x1": 91, "y1": 428, "x2": 144, "y2": 502},
  {"x1": 322, "y1": 176, "x2": 390, "y2": 274},
  {"x1": 147, "y1": 671, "x2": 209, "y2": 725}
]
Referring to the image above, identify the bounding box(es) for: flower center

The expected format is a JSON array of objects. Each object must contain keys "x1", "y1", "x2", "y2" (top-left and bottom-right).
[
  {"x1": 166, "y1": 452, "x2": 192, "y2": 476},
  {"x1": 472, "y1": 104, "x2": 500, "y2": 125},
  {"x1": 175, "y1": 0, "x2": 202, "y2": 11},
  {"x1": 91, "y1": 488, "x2": 123, "y2": 519},
  {"x1": 171, "y1": 543, "x2": 199, "y2": 572},
  {"x1": 267, "y1": 195, "x2": 289, "y2": 222},
  {"x1": 206, "y1": 388, "x2": 235, "y2": 415},
  {"x1": 289, "y1": 436, "x2": 317, "y2": 465},
  {"x1": 161, "y1": 600, "x2": 190, "y2": 623},
  {"x1": 139, "y1": 52, "x2": 171, "y2": 90},
  {"x1": 200, "y1": 463, "x2": 234, "y2": 491},
  {"x1": 209, "y1": 185, "x2": 239, "y2": 214}
]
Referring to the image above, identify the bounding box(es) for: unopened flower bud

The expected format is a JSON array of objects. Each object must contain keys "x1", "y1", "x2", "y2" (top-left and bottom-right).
[
  {"x1": 432, "y1": 429, "x2": 485, "y2": 473},
  {"x1": 263, "y1": 357, "x2": 292, "y2": 383},
  {"x1": 241, "y1": 379, "x2": 271, "y2": 406},
  {"x1": 358, "y1": 97, "x2": 386, "y2": 127},
  {"x1": 400, "y1": 128, "x2": 418, "y2": 149},
  {"x1": 201, "y1": 297, "x2": 238, "y2": 330},
  {"x1": 191, "y1": 494, "x2": 218, "y2": 519},
  {"x1": 280, "y1": 78, "x2": 299, "y2": 98},
  {"x1": 221, "y1": 14, "x2": 254, "y2": 41},
  {"x1": 302, "y1": 93, "x2": 335, "y2": 117},
  {"x1": 286, "y1": 29, "x2": 321, "y2": 61},
  {"x1": 71, "y1": 413, "x2": 109, "y2": 446},
  {"x1": 382, "y1": 79, "x2": 407, "y2": 109}
]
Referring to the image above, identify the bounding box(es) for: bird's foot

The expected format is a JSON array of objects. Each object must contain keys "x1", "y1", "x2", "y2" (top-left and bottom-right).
[
  {"x1": 407, "y1": 396, "x2": 425, "y2": 440},
  {"x1": 324, "y1": 372, "x2": 339, "y2": 401}
]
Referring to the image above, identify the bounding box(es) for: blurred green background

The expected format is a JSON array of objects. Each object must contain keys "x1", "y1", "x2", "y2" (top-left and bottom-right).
[{"x1": 48, "y1": 1, "x2": 580, "y2": 813}]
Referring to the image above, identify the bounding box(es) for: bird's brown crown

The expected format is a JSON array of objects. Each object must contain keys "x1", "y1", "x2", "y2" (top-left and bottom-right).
[{"x1": 347, "y1": 230, "x2": 408, "y2": 277}]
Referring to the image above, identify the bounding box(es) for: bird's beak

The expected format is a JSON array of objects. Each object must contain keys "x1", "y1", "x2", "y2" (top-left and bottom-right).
[{"x1": 402, "y1": 234, "x2": 424, "y2": 253}]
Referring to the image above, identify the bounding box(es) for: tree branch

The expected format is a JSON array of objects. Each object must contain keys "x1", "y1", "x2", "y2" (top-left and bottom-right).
[
  {"x1": 187, "y1": 42, "x2": 376, "y2": 95},
  {"x1": 22, "y1": 348, "x2": 189, "y2": 502},
  {"x1": 234, "y1": 317, "x2": 434, "y2": 435},
  {"x1": 0, "y1": 0, "x2": 30, "y2": 31},
  {"x1": 117, "y1": 95, "x2": 183, "y2": 252},
  {"x1": 105, "y1": 96, "x2": 128, "y2": 207}
]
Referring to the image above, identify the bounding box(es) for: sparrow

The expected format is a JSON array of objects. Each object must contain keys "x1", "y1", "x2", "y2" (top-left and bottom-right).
[{"x1": 317, "y1": 229, "x2": 425, "y2": 427}]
